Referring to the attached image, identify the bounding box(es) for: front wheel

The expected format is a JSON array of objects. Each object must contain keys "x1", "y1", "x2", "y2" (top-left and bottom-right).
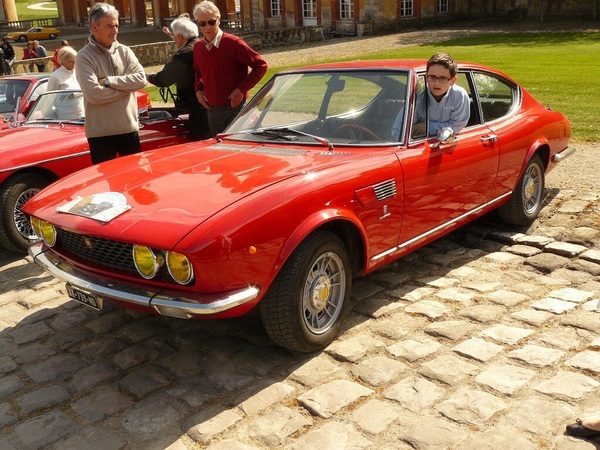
[
  {"x1": 0, "y1": 173, "x2": 50, "y2": 253},
  {"x1": 498, "y1": 154, "x2": 545, "y2": 226},
  {"x1": 260, "y1": 230, "x2": 352, "y2": 353},
  {"x1": 18, "y1": 35, "x2": 27, "y2": 43},
  {"x1": 49, "y1": 33, "x2": 57, "y2": 39}
]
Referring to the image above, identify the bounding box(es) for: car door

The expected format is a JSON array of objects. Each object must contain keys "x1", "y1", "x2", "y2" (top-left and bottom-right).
[
  {"x1": 138, "y1": 112, "x2": 191, "y2": 150},
  {"x1": 397, "y1": 71, "x2": 500, "y2": 245},
  {"x1": 470, "y1": 71, "x2": 522, "y2": 200}
]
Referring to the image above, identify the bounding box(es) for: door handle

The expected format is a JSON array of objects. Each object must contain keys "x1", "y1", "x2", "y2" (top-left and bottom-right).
[
  {"x1": 480, "y1": 134, "x2": 498, "y2": 144},
  {"x1": 172, "y1": 123, "x2": 186, "y2": 129}
]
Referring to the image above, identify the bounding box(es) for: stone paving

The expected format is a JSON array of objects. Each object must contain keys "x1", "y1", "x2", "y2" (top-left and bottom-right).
[{"x1": 1, "y1": 185, "x2": 599, "y2": 450}]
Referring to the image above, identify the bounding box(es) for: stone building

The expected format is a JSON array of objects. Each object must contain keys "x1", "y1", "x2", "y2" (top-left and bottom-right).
[{"x1": 1, "y1": 0, "x2": 597, "y2": 32}]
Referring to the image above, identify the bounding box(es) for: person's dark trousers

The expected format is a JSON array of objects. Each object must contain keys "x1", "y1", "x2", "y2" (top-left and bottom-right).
[
  {"x1": 189, "y1": 108, "x2": 211, "y2": 141},
  {"x1": 36, "y1": 64, "x2": 45, "y2": 72},
  {"x1": 88, "y1": 131, "x2": 142, "y2": 165},
  {"x1": 207, "y1": 102, "x2": 244, "y2": 137}
]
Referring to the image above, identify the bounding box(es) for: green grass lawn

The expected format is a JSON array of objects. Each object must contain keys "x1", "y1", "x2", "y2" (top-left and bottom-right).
[
  {"x1": 150, "y1": 31, "x2": 595, "y2": 142},
  {"x1": 15, "y1": 0, "x2": 58, "y2": 20},
  {"x1": 244, "y1": 31, "x2": 597, "y2": 143}
]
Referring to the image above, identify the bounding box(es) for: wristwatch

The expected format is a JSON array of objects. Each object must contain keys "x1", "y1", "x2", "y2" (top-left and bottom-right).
[{"x1": 103, "y1": 78, "x2": 110, "y2": 87}]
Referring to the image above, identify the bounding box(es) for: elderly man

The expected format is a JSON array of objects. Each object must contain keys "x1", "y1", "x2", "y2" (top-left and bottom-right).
[
  {"x1": 147, "y1": 15, "x2": 210, "y2": 141},
  {"x1": 192, "y1": 0, "x2": 267, "y2": 136},
  {"x1": 75, "y1": 2, "x2": 147, "y2": 164}
]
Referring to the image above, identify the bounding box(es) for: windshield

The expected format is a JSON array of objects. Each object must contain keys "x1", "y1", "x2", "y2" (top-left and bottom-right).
[
  {"x1": 27, "y1": 90, "x2": 85, "y2": 122},
  {"x1": 0, "y1": 80, "x2": 31, "y2": 113},
  {"x1": 227, "y1": 70, "x2": 410, "y2": 145}
]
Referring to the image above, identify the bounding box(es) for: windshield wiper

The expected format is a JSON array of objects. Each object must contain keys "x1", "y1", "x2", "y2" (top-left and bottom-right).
[
  {"x1": 251, "y1": 129, "x2": 296, "y2": 141},
  {"x1": 258, "y1": 127, "x2": 334, "y2": 150},
  {"x1": 217, "y1": 127, "x2": 334, "y2": 150}
]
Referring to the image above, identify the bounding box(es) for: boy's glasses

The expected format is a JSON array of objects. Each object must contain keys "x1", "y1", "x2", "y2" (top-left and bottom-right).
[
  {"x1": 197, "y1": 19, "x2": 218, "y2": 27},
  {"x1": 426, "y1": 75, "x2": 450, "y2": 84}
]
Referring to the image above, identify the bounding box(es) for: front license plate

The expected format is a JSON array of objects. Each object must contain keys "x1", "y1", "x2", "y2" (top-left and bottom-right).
[{"x1": 66, "y1": 284, "x2": 100, "y2": 310}]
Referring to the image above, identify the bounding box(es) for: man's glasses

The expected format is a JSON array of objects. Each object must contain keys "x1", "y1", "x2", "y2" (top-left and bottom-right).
[
  {"x1": 90, "y1": 4, "x2": 113, "y2": 22},
  {"x1": 426, "y1": 75, "x2": 450, "y2": 84},
  {"x1": 197, "y1": 19, "x2": 218, "y2": 27}
]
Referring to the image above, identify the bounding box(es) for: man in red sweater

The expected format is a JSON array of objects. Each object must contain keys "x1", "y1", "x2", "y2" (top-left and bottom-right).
[{"x1": 192, "y1": 1, "x2": 267, "y2": 136}]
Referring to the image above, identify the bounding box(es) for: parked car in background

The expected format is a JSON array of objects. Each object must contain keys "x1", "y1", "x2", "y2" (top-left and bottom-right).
[
  {"x1": 4, "y1": 27, "x2": 61, "y2": 42},
  {"x1": 24, "y1": 60, "x2": 574, "y2": 353},
  {"x1": 0, "y1": 74, "x2": 49, "y2": 128},
  {"x1": 1, "y1": 89, "x2": 191, "y2": 253}
]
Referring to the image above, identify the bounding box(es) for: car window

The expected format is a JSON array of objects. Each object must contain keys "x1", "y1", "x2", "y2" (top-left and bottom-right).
[
  {"x1": 410, "y1": 72, "x2": 478, "y2": 141},
  {"x1": 0, "y1": 80, "x2": 30, "y2": 113},
  {"x1": 473, "y1": 72, "x2": 516, "y2": 122},
  {"x1": 29, "y1": 81, "x2": 48, "y2": 103},
  {"x1": 232, "y1": 71, "x2": 409, "y2": 145}
]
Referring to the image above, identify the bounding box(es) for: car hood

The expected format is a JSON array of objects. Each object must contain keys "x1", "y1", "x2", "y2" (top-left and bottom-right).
[
  {"x1": 0, "y1": 124, "x2": 86, "y2": 172},
  {"x1": 24, "y1": 140, "x2": 363, "y2": 248}
]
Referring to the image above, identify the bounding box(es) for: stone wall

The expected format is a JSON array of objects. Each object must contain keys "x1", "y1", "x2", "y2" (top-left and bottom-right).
[{"x1": 9, "y1": 29, "x2": 326, "y2": 74}]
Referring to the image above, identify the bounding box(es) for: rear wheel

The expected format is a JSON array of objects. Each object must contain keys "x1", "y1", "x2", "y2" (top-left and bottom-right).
[
  {"x1": 260, "y1": 230, "x2": 352, "y2": 353},
  {"x1": 0, "y1": 173, "x2": 49, "y2": 253},
  {"x1": 498, "y1": 154, "x2": 545, "y2": 225}
]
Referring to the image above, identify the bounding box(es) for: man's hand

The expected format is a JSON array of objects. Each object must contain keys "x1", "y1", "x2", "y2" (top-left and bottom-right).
[
  {"x1": 229, "y1": 88, "x2": 244, "y2": 108},
  {"x1": 196, "y1": 91, "x2": 210, "y2": 110}
]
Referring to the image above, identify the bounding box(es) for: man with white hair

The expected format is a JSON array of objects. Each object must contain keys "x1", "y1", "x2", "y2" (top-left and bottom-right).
[
  {"x1": 147, "y1": 14, "x2": 210, "y2": 141},
  {"x1": 76, "y1": 2, "x2": 147, "y2": 164}
]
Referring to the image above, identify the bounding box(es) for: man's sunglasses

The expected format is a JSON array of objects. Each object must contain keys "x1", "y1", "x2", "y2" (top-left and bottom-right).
[{"x1": 197, "y1": 19, "x2": 218, "y2": 27}]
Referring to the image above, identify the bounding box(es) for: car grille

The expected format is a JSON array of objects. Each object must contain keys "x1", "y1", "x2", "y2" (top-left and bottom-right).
[{"x1": 57, "y1": 229, "x2": 137, "y2": 274}]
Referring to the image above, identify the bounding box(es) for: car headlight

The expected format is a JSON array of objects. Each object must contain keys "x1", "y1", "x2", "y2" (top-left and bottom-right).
[
  {"x1": 132, "y1": 245, "x2": 162, "y2": 279},
  {"x1": 166, "y1": 251, "x2": 193, "y2": 285},
  {"x1": 31, "y1": 217, "x2": 56, "y2": 246}
]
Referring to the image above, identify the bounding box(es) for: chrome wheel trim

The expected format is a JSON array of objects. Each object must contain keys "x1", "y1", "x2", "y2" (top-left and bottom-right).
[
  {"x1": 14, "y1": 188, "x2": 39, "y2": 240},
  {"x1": 302, "y1": 251, "x2": 346, "y2": 335},
  {"x1": 522, "y1": 162, "x2": 543, "y2": 215}
]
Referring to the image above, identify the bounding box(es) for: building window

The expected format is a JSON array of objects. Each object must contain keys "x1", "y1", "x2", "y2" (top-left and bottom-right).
[
  {"x1": 438, "y1": 0, "x2": 449, "y2": 13},
  {"x1": 340, "y1": 0, "x2": 354, "y2": 19},
  {"x1": 401, "y1": 0, "x2": 414, "y2": 17},
  {"x1": 271, "y1": 0, "x2": 281, "y2": 17}
]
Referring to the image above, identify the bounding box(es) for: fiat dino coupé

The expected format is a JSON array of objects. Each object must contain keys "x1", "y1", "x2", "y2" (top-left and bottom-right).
[{"x1": 25, "y1": 60, "x2": 574, "y2": 352}]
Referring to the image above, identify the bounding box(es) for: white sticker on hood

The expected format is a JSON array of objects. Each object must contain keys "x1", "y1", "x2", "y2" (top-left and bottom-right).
[{"x1": 56, "y1": 192, "x2": 131, "y2": 222}]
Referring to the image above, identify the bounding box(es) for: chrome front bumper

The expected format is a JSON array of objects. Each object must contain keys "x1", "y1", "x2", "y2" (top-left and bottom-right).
[
  {"x1": 29, "y1": 242, "x2": 260, "y2": 318},
  {"x1": 552, "y1": 146, "x2": 576, "y2": 162}
]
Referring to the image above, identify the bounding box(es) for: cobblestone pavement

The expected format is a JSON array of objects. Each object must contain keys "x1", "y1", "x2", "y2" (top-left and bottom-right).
[{"x1": 1, "y1": 167, "x2": 599, "y2": 449}]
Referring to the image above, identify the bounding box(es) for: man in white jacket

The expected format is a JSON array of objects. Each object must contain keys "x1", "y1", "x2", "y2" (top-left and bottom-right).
[{"x1": 76, "y1": 2, "x2": 146, "y2": 164}]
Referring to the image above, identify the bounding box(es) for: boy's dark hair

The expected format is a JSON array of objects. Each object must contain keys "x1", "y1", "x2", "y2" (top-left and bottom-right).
[{"x1": 427, "y1": 52, "x2": 457, "y2": 78}]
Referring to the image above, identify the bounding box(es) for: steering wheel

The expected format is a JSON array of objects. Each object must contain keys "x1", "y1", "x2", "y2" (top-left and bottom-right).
[{"x1": 333, "y1": 124, "x2": 380, "y2": 141}]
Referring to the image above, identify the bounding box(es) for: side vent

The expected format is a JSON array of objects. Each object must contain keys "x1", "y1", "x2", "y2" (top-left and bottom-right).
[{"x1": 373, "y1": 179, "x2": 397, "y2": 201}]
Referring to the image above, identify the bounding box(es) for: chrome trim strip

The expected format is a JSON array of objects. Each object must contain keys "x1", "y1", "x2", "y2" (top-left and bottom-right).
[
  {"x1": 370, "y1": 192, "x2": 512, "y2": 261},
  {"x1": 29, "y1": 243, "x2": 260, "y2": 317},
  {"x1": 552, "y1": 146, "x2": 575, "y2": 163},
  {"x1": 0, "y1": 151, "x2": 90, "y2": 174}
]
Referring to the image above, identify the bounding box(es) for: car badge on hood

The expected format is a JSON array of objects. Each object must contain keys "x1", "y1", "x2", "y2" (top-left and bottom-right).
[{"x1": 56, "y1": 192, "x2": 131, "y2": 222}]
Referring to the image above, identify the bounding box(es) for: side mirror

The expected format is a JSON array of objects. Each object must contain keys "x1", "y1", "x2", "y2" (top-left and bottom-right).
[{"x1": 430, "y1": 127, "x2": 455, "y2": 148}]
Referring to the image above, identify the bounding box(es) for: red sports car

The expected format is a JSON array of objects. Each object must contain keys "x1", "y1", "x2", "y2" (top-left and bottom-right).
[
  {"x1": 0, "y1": 74, "x2": 49, "y2": 128},
  {"x1": 25, "y1": 60, "x2": 574, "y2": 352},
  {"x1": 0, "y1": 89, "x2": 190, "y2": 253}
]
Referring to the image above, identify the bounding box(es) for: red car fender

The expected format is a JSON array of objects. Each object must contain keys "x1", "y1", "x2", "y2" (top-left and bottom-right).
[
  {"x1": 525, "y1": 137, "x2": 551, "y2": 173},
  {"x1": 275, "y1": 206, "x2": 369, "y2": 277}
]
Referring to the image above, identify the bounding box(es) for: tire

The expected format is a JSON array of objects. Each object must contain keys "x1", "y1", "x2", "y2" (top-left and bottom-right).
[
  {"x1": 0, "y1": 173, "x2": 49, "y2": 253},
  {"x1": 260, "y1": 230, "x2": 352, "y2": 353},
  {"x1": 18, "y1": 35, "x2": 27, "y2": 43},
  {"x1": 498, "y1": 154, "x2": 545, "y2": 226},
  {"x1": 49, "y1": 34, "x2": 57, "y2": 39}
]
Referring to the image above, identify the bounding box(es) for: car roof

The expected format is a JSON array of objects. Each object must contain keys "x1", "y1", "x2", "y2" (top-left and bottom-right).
[{"x1": 280, "y1": 59, "x2": 516, "y2": 83}]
